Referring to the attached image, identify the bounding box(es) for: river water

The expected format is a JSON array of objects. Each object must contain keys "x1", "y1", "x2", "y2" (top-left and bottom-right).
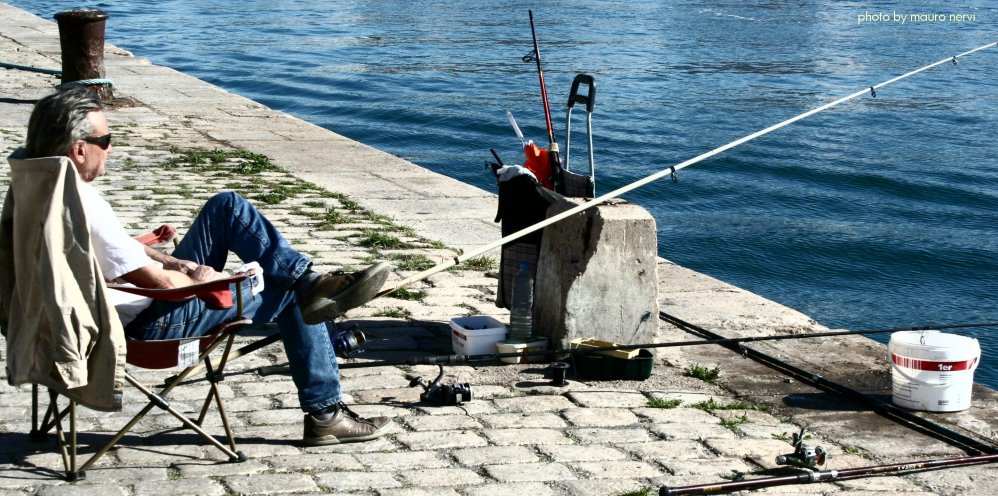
[{"x1": 10, "y1": 1, "x2": 998, "y2": 386}]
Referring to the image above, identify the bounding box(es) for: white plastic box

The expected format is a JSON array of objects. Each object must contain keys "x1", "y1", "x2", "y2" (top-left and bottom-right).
[{"x1": 451, "y1": 316, "x2": 507, "y2": 355}]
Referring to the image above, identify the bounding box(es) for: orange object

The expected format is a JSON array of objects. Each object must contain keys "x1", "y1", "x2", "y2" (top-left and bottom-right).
[{"x1": 523, "y1": 142, "x2": 555, "y2": 190}]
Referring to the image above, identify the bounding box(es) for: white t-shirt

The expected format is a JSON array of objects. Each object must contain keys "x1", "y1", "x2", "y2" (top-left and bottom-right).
[{"x1": 77, "y1": 181, "x2": 158, "y2": 325}]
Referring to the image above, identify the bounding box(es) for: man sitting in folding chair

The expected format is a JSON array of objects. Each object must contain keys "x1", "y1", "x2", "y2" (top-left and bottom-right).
[{"x1": 10, "y1": 87, "x2": 391, "y2": 445}]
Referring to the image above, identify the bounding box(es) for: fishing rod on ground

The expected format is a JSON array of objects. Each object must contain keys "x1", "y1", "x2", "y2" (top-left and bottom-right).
[{"x1": 660, "y1": 453, "x2": 998, "y2": 496}]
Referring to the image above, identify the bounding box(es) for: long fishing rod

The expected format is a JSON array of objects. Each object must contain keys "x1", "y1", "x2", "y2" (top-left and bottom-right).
[
  {"x1": 661, "y1": 312, "x2": 998, "y2": 457},
  {"x1": 192, "y1": 316, "x2": 998, "y2": 381},
  {"x1": 375, "y1": 41, "x2": 997, "y2": 300},
  {"x1": 240, "y1": 320, "x2": 998, "y2": 376},
  {"x1": 660, "y1": 453, "x2": 998, "y2": 495},
  {"x1": 524, "y1": 9, "x2": 563, "y2": 192}
]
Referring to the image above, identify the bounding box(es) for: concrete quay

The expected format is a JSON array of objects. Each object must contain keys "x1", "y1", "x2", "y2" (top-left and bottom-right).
[{"x1": 1, "y1": 4, "x2": 996, "y2": 495}]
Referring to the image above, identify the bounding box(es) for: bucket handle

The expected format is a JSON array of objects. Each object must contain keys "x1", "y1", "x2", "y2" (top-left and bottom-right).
[{"x1": 890, "y1": 356, "x2": 979, "y2": 387}]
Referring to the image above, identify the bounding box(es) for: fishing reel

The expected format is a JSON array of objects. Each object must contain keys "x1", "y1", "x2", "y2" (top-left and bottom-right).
[
  {"x1": 776, "y1": 427, "x2": 827, "y2": 468},
  {"x1": 408, "y1": 364, "x2": 474, "y2": 406},
  {"x1": 331, "y1": 326, "x2": 366, "y2": 358}
]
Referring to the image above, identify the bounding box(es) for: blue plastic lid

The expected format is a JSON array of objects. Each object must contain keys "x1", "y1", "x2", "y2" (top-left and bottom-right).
[{"x1": 519, "y1": 262, "x2": 530, "y2": 270}]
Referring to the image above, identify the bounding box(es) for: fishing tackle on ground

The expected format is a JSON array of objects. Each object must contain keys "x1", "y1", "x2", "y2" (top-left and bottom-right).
[
  {"x1": 407, "y1": 364, "x2": 474, "y2": 406},
  {"x1": 775, "y1": 427, "x2": 826, "y2": 468}
]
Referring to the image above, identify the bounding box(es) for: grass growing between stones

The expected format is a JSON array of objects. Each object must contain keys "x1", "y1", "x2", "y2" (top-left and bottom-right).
[
  {"x1": 459, "y1": 255, "x2": 497, "y2": 271},
  {"x1": 374, "y1": 307, "x2": 412, "y2": 319},
  {"x1": 615, "y1": 488, "x2": 653, "y2": 496},
  {"x1": 719, "y1": 413, "x2": 749, "y2": 433},
  {"x1": 689, "y1": 397, "x2": 759, "y2": 411},
  {"x1": 646, "y1": 397, "x2": 683, "y2": 409},
  {"x1": 683, "y1": 363, "x2": 721, "y2": 384},
  {"x1": 389, "y1": 288, "x2": 427, "y2": 302},
  {"x1": 389, "y1": 253, "x2": 436, "y2": 271}
]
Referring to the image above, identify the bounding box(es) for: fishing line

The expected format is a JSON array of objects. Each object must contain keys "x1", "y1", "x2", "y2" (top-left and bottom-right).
[{"x1": 377, "y1": 41, "x2": 996, "y2": 298}]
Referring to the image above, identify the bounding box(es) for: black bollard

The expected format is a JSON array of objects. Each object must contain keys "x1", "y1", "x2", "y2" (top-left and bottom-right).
[{"x1": 53, "y1": 9, "x2": 113, "y2": 102}]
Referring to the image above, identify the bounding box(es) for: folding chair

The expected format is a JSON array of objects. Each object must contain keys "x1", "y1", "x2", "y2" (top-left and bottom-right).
[{"x1": 1, "y1": 157, "x2": 254, "y2": 481}]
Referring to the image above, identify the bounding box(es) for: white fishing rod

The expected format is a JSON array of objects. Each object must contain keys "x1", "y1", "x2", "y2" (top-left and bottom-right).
[{"x1": 377, "y1": 41, "x2": 997, "y2": 298}]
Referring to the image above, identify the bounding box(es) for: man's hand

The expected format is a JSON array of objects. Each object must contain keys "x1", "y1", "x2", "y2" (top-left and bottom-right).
[{"x1": 188, "y1": 264, "x2": 229, "y2": 283}]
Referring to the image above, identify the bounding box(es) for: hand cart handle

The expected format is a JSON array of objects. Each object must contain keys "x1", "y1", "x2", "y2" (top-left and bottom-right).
[{"x1": 566, "y1": 74, "x2": 596, "y2": 113}]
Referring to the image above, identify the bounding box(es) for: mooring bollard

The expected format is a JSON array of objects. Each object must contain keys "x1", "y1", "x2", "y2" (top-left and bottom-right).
[{"x1": 54, "y1": 8, "x2": 113, "y2": 102}]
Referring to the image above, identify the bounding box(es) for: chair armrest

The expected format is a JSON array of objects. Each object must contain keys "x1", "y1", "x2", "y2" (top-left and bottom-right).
[
  {"x1": 108, "y1": 273, "x2": 251, "y2": 309},
  {"x1": 134, "y1": 224, "x2": 177, "y2": 246}
]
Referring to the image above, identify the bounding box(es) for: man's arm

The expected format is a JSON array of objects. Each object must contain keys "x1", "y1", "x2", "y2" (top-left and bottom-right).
[{"x1": 125, "y1": 246, "x2": 228, "y2": 289}]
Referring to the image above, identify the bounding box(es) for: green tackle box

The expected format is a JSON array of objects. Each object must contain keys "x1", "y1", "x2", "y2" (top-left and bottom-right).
[{"x1": 571, "y1": 349, "x2": 654, "y2": 381}]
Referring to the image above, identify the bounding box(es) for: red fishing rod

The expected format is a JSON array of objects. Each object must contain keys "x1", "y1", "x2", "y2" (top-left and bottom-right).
[
  {"x1": 524, "y1": 9, "x2": 564, "y2": 192},
  {"x1": 660, "y1": 453, "x2": 998, "y2": 495}
]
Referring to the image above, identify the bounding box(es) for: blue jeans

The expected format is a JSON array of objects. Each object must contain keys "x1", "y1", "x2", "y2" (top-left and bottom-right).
[{"x1": 125, "y1": 192, "x2": 342, "y2": 413}]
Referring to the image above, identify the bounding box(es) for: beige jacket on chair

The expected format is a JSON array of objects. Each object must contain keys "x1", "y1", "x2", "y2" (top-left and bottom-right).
[{"x1": 1, "y1": 151, "x2": 125, "y2": 411}]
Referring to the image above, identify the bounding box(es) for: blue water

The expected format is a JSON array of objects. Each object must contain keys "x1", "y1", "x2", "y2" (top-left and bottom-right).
[{"x1": 12, "y1": 1, "x2": 998, "y2": 385}]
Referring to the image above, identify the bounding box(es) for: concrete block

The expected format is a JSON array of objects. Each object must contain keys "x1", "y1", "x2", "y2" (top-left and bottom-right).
[{"x1": 535, "y1": 199, "x2": 659, "y2": 349}]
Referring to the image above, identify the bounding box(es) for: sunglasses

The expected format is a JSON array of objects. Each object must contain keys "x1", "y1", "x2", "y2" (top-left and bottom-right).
[{"x1": 82, "y1": 133, "x2": 112, "y2": 150}]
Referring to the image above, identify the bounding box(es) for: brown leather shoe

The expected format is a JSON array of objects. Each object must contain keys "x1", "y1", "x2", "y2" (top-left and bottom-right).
[
  {"x1": 298, "y1": 262, "x2": 390, "y2": 324},
  {"x1": 303, "y1": 403, "x2": 391, "y2": 445}
]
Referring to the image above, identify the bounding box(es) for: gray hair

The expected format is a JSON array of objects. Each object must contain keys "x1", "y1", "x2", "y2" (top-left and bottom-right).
[{"x1": 25, "y1": 87, "x2": 104, "y2": 158}]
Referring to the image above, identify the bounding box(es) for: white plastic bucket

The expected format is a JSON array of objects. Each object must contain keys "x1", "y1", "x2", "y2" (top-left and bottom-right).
[
  {"x1": 451, "y1": 316, "x2": 507, "y2": 355},
  {"x1": 888, "y1": 331, "x2": 980, "y2": 412}
]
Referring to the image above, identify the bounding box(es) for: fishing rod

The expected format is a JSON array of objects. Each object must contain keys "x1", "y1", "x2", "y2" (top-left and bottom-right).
[
  {"x1": 660, "y1": 453, "x2": 998, "y2": 495},
  {"x1": 374, "y1": 41, "x2": 997, "y2": 300},
  {"x1": 661, "y1": 312, "x2": 998, "y2": 457},
  {"x1": 524, "y1": 9, "x2": 564, "y2": 192}
]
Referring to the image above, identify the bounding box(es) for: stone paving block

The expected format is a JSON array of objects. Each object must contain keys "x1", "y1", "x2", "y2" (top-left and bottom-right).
[
  {"x1": 175, "y1": 459, "x2": 269, "y2": 478},
  {"x1": 661, "y1": 458, "x2": 755, "y2": 477},
  {"x1": 560, "y1": 479, "x2": 651, "y2": 496},
  {"x1": 223, "y1": 473, "x2": 318, "y2": 495},
  {"x1": 265, "y1": 452, "x2": 363, "y2": 472},
  {"x1": 75, "y1": 466, "x2": 171, "y2": 484},
  {"x1": 704, "y1": 437, "x2": 794, "y2": 465},
  {"x1": 566, "y1": 390, "x2": 649, "y2": 408},
  {"x1": 306, "y1": 437, "x2": 396, "y2": 454},
  {"x1": 114, "y1": 444, "x2": 205, "y2": 465},
  {"x1": 395, "y1": 430, "x2": 488, "y2": 450},
  {"x1": 243, "y1": 408, "x2": 303, "y2": 426},
  {"x1": 484, "y1": 462, "x2": 577, "y2": 482},
  {"x1": 633, "y1": 406, "x2": 719, "y2": 424},
  {"x1": 568, "y1": 427, "x2": 655, "y2": 444},
  {"x1": 482, "y1": 428, "x2": 574, "y2": 446},
  {"x1": 132, "y1": 477, "x2": 227, "y2": 496},
  {"x1": 313, "y1": 471, "x2": 402, "y2": 492},
  {"x1": 464, "y1": 385, "x2": 518, "y2": 400},
  {"x1": 478, "y1": 413, "x2": 567, "y2": 429},
  {"x1": 450, "y1": 445, "x2": 540, "y2": 466},
  {"x1": 460, "y1": 482, "x2": 555, "y2": 496},
  {"x1": 491, "y1": 395, "x2": 577, "y2": 413},
  {"x1": 651, "y1": 421, "x2": 738, "y2": 441},
  {"x1": 537, "y1": 444, "x2": 629, "y2": 462},
  {"x1": 562, "y1": 408, "x2": 641, "y2": 427},
  {"x1": 378, "y1": 488, "x2": 462, "y2": 496},
  {"x1": 402, "y1": 414, "x2": 481, "y2": 432},
  {"x1": 397, "y1": 467, "x2": 485, "y2": 487},
  {"x1": 413, "y1": 402, "x2": 497, "y2": 416},
  {"x1": 355, "y1": 450, "x2": 451, "y2": 470},
  {"x1": 36, "y1": 486, "x2": 128, "y2": 496},
  {"x1": 571, "y1": 460, "x2": 663, "y2": 479},
  {"x1": 620, "y1": 440, "x2": 715, "y2": 461}
]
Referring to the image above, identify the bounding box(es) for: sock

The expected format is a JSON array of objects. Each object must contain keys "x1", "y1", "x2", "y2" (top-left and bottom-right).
[
  {"x1": 312, "y1": 403, "x2": 340, "y2": 421},
  {"x1": 294, "y1": 269, "x2": 321, "y2": 296}
]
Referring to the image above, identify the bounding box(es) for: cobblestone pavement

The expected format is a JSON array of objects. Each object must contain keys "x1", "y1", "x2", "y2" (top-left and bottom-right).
[{"x1": 1, "y1": 4, "x2": 995, "y2": 495}]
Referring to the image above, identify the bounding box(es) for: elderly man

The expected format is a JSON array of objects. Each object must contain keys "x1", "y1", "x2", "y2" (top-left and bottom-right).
[{"x1": 9, "y1": 87, "x2": 391, "y2": 445}]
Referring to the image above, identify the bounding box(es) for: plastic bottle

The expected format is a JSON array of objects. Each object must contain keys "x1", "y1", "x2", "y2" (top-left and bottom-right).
[{"x1": 509, "y1": 262, "x2": 534, "y2": 341}]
